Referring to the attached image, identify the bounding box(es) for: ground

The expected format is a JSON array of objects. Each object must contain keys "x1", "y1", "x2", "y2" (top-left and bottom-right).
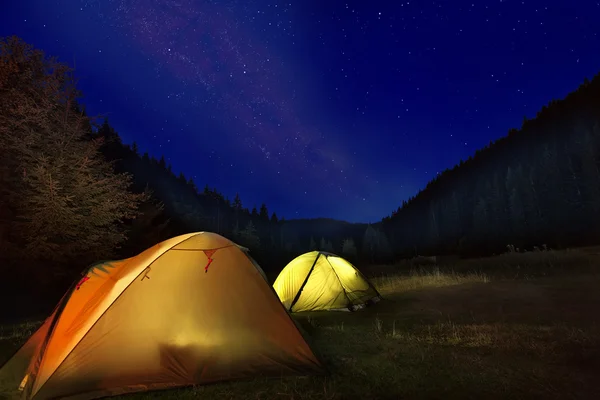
[{"x1": 1, "y1": 248, "x2": 600, "y2": 399}]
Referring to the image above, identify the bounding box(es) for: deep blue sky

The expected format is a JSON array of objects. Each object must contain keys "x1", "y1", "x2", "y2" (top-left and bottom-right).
[{"x1": 2, "y1": 1, "x2": 599, "y2": 223}]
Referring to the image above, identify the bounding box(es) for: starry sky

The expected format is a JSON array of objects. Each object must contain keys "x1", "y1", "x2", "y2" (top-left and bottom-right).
[{"x1": 2, "y1": 1, "x2": 600, "y2": 223}]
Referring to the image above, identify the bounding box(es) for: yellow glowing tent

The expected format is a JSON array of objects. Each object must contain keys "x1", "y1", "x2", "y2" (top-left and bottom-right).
[
  {"x1": 273, "y1": 251, "x2": 381, "y2": 312},
  {"x1": 0, "y1": 232, "x2": 324, "y2": 400}
]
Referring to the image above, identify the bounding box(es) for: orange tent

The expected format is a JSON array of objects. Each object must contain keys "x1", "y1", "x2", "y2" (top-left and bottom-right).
[{"x1": 0, "y1": 232, "x2": 324, "y2": 400}]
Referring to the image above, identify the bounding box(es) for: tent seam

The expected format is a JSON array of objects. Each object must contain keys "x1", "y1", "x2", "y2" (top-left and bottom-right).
[
  {"x1": 349, "y1": 260, "x2": 382, "y2": 299},
  {"x1": 22, "y1": 277, "x2": 82, "y2": 399},
  {"x1": 169, "y1": 245, "x2": 235, "y2": 252},
  {"x1": 325, "y1": 256, "x2": 354, "y2": 310},
  {"x1": 288, "y1": 253, "x2": 321, "y2": 312}
]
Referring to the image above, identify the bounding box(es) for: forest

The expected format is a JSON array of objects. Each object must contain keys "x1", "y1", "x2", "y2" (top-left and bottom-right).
[
  {"x1": 382, "y1": 75, "x2": 600, "y2": 258},
  {"x1": 2, "y1": 35, "x2": 600, "y2": 318}
]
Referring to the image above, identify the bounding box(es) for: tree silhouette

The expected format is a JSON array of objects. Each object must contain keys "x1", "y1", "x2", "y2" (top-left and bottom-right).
[
  {"x1": 233, "y1": 193, "x2": 243, "y2": 210},
  {"x1": 381, "y1": 71, "x2": 600, "y2": 256},
  {"x1": 0, "y1": 36, "x2": 146, "y2": 279},
  {"x1": 259, "y1": 203, "x2": 269, "y2": 220},
  {"x1": 341, "y1": 238, "x2": 357, "y2": 260},
  {"x1": 239, "y1": 221, "x2": 260, "y2": 250}
]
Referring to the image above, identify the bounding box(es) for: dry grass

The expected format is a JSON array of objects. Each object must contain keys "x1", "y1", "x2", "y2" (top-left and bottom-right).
[
  {"x1": 371, "y1": 267, "x2": 489, "y2": 296},
  {"x1": 2, "y1": 249, "x2": 600, "y2": 399}
]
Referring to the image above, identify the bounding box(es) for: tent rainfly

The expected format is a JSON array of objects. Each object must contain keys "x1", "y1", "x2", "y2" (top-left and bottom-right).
[
  {"x1": 0, "y1": 232, "x2": 324, "y2": 400},
  {"x1": 273, "y1": 251, "x2": 381, "y2": 312}
]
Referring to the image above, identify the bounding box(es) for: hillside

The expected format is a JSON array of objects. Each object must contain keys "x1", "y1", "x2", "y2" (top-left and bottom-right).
[
  {"x1": 102, "y1": 70, "x2": 600, "y2": 265},
  {"x1": 94, "y1": 123, "x2": 387, "y2": 274},
  {"x1": 382, "y1": 73, "x2": 600, "y2": 258}
]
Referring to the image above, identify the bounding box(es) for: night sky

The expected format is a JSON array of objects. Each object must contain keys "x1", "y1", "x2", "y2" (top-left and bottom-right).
[{"x1": 2, "y1": 1, "x2": 600, "y2": 223}]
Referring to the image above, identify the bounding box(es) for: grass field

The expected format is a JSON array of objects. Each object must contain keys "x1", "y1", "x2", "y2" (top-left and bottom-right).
[{"x1": 2, "y1": 248, "x2": 600, "y2": 399}]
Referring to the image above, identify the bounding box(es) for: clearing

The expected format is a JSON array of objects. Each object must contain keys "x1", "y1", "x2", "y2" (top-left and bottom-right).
[{"x1": 1, "y1": 249, "x2": 599, "y2": 399}]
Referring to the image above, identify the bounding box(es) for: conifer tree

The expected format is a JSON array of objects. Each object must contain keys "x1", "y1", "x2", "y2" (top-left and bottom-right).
[{"x1": 0, "y1": 36, "x2": 146, "y2": 272}]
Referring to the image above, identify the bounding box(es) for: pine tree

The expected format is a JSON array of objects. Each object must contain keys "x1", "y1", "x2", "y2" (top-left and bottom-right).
[
  {"x1": 308, "y1": 236, "x2": 317, "y2": 250},
  {"x1": 187, "y1": 177, "x2": 197, "y2": 192},
  {"x1": 240, "y1": 221, "x2": 260, "y2": 250},
  {"x1": 506, "y1": 165, "x2": 525, "y2": 238},
  {"x1": 232, "y1": 221, "x2": 241, "y2": 239},
  {"x1": 0, "y1": 36, "x2": 146, "y2": 272},
  {"x1": 362, "y1": 225, "x2": 378, "y2": 261},
  {"x1": 120, "y1": 198, "x2": 169, "y2": 255},
  {"x1": 472, "y1": 196, "x2": 488, "y2": 246},
  {"x1": 259, "y1": 203, "x2": 269, "y2": 220},
  {"x1": 428, "y1": 200, "x2": 440, "y2": 249},
  {"x1": 376, "y1": 230, "x2": 393, "y2": 260},
  {"x1": 341, "y1": 238, "x2": 357, "y2": 259},
  {"x1": 325, "y1": 240, "x2": 334, "y2": 252},
  {"x1": 319, "y1": 237, "x2": 326, "y2": 250},
  {"x1": 232, "y1": 193, "x2": 243, "y2": 210},
  {"x1": 508, "y1": 187, "x2": 526, "y2": 240},
  {"x1": 573, "y1": 125, "x2": 600, "y2": 217},
  {"x1": 445, "y1": 190, "x2": 461, "y2": 245}
]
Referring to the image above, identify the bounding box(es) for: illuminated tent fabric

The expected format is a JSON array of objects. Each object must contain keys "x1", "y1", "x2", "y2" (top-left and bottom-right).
[
  {"x1": 0, "y1": 232, "x2": 324, "y2": 400},
  {"x1": 273, "y1": 251, "x2": 381, "y2": 312}
]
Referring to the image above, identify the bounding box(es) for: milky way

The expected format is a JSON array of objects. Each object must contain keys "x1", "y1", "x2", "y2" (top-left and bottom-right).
[
  {"x1": 104, "y1": 0, "x2": 372, "y2": 212},
  {"x1": 2, "y1": 0, "x2": 599, "y2": 222}
]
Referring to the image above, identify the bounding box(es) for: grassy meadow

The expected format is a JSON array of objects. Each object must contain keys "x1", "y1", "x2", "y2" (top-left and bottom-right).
[{"x1": 2, "y1": 247, "x2": 600, "y2": 399}]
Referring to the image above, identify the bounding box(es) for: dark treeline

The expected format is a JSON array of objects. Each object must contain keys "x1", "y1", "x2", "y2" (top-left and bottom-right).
[
  {"x1": 94, "y1": 119, "x2": 388, "y2": 273},
  {"x1": 381, "y1": 75, "x2": 600, "y2": 258},
  {"x1": 2, "y1": 36, "x2": 600, "y2": 319}
]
